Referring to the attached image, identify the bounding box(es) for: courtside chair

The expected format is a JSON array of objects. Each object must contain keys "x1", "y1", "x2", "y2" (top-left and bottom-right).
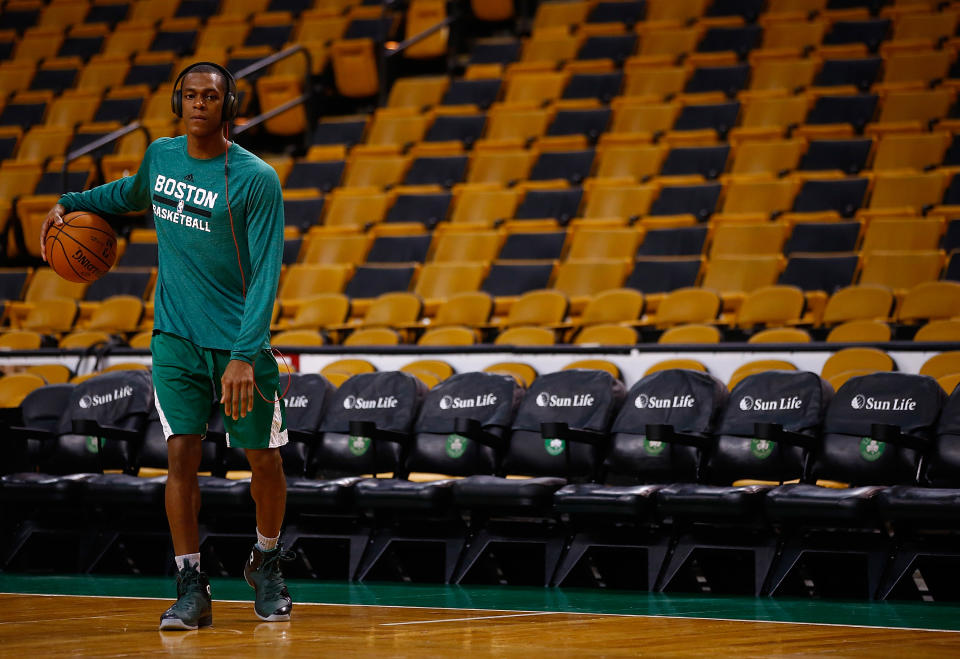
[
  {"x1": 351, "y1": 371, "x2": 524, "y2": 583},
  {"x1": 450, "y1": 369, "x2": 627, "y2": 585},
  {"x1": 763, "y1": 373, "x2": 944, "y2": 598},
  {"x1": 656, "y1": 370, "x2": 832, "y2": 595},
  {"x1": 552, "y1": 368, "x2": 726, "y2": 588}
]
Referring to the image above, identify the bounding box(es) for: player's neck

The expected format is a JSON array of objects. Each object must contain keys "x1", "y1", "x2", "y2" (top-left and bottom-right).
[{"x1": 187, "y1": 131, "x2": 229, "y2": 160}]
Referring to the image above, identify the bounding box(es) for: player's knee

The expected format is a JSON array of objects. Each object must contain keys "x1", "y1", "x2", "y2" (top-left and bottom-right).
[
  {"x1": 167, "y1": 434, "x2": 204, "y2": 475},
  {"x1": 245, "y1": 447, "x2": 282, "y2": 475}
]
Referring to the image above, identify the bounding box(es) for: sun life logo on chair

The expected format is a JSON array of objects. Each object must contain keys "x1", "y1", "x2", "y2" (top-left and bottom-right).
[
  {"x1": 348, "y1": 435, "x2": 371, "y2": 456},
  {"x1": 544, "y1": 437, "x2": 566, "y2": 456},
  {"x1": 738, "y1": 395, "x2": 803, "y2": 412},
  {"x1": 77, "y1": 385, "x2": 134, "y2": 409},
  {"x1": 439, "y1": 393, "x2": 497, "y2": 410},
  {"x1": 535, "y1": 392, "x2": 595, "y2": 407},
  {"x1": 286, "y1": 395, "x2": 309, "y2": 408},
  {"x1": 445, "y1": 434, "x2": 468, "y2": 458},
  {"x1": 850, "y1": 394, "x2": 916, "y2": 411},
  {"x1": 343, "y1": 395, "x2": 398, "y2": 410},
  {"x1": 750, "y1": 438, "x2": 775, "y2": 459},
  {"x1": 859, "y1": 437, "x2": 885, "y2": 461},
  {"x1": 634, "y1": 393, "x2": 695, "y2": 409}
]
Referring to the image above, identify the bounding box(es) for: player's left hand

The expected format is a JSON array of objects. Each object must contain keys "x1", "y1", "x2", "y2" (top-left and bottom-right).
[{"x1": 221, "y1": 359, "x2": 254, "y2": 420}]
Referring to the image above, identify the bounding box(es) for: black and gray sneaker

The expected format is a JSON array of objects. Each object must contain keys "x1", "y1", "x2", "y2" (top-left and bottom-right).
[
  {"x1": 243, "y1": 544, "x2": 294, "y2": 622},
  {"x1": 159, "y1": 561, "x2": 213, "y2": 631}
]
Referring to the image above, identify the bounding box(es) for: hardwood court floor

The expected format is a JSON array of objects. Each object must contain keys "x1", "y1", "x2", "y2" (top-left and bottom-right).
[{"x1": 2, "y1": 577, "x2": 960, "y2": 657}]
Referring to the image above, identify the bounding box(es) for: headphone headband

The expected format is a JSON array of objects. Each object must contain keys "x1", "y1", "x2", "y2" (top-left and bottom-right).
[{"x1": 171, "y1": 61, "x2": 239, "y2": 122}]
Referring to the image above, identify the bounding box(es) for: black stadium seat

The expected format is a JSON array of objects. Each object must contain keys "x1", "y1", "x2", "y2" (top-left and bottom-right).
[
  {"x1": 625, "y1": 257, "x2": 702, "y2": 293},
  {"x1": 778, "y1": 253, "x2": 859, "y2": 293},
  {"x1": 656, "y1": 370, "x2": 832, "y2": 594},
  {"x1": 497, "y1": 231, "x2": 567, "y2": 261},
  {"x1": 876, "y1": 383, "x2": 960, "y2": 599},
  {"x1": 282, "y1": 371, "x2": 427, "y2": 577},
  {"x1": 763, "y1": 372, "x2": 945, "y2": 597},
  {"x1": 636, "y1": 227, "x2": 708, "y2": 256},
  {"x1": 352, "y1": 371, "x2": 524, "y2": 581},
  {"x1": 514, "y1": 188, "x2": 582, "y2": 224},
  {"x1": 791, "y1": 177, "x2": 869, "y2": 217},
  {"x1": 552, "y1": 368, "x2": 728, "y2": 587},
  {"x1": 450, "y1": 369, "x2": 626, "y2": 584}
]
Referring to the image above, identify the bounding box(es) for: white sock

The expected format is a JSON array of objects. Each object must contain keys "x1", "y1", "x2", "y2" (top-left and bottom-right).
[
  {"x1": 175, "y1": 552, "x2": 201, "y2": 572},
  {"x1": 256, "y1": 529, "x2": 279, "y2": 552}
]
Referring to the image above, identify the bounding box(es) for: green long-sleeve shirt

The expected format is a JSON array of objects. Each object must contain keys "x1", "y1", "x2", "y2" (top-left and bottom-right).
[{"x1": 59, "y1": 136, "x2": 284, "y2": 364}]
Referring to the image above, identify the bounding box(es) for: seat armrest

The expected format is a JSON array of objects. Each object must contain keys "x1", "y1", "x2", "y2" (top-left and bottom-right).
[
  {"x1": 871, "y1": 423, "x2": 926, "y2": 452},
  {"x1": 645, "y1": 423, "x2": 711, "y2": 449},
  {"x1": 453, "y1": 417, "x2": 505, "y2": 449},
  {"x1": 540, "y1": 421, "x2": 607, "y2": 446},
  {"x1": 348, "y1": 420, "x2": 410, "y2": 445},
  {"x1": 755, "y1": 422, "x2": 817, "y2": 450}
]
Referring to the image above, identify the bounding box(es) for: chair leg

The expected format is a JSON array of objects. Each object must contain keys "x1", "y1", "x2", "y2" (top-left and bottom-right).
[
  {"x1": 354, "y1": 528, "x2": 393, "y2": 582},
  {"x1": 762, "y1": 537, "x2": 803, "y2": 596},
  {"x1": 443, "y1": 536, "x2": 466, "y2": 584},
  {"x1": 655, "y1": 535, "x2": 696, "y2": 592},
  {"x1": 647, "y1": 536, "x2": 671, "y2": 591},
  {"x1": 875, "y1": 546, "x2": 918, "y2": 601},
  {"x1": 82, "y1": 529, "x2": 120, "y2": 574},
  {"x1": 452, "y1": 528, "x2": 492, "y2": 584},
  {"x1": 550, "y1": 533, "x2": 590, "y2": 587},
  {"x1": 543, "y1": 536, "x2": 565, "y2": 587},
  {"x1": 866, "y1": 546, "x2": 886, "y2": 601},
  {"x1": 1, "y1": 521, "x2": 36, "y2": 569},
  {"x1": 753, "y1": 539, "x2": 778, "y2": 597}
]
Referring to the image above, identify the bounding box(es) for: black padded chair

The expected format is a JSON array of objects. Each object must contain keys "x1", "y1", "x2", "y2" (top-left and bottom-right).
[
  {"x1": 284, "y1": 372, "x2": 426, "y2": 580},
  {"x1": 763, "y1": 373, "x2": 944, "y2": 598},
  {"x1": 352, "y1": 372, "x2": 524, "y2": 582},
  {"x1": 791, "y1": 177, "x2": 869, "y2": 217},
  {"x1": 656, "y1": 370, "x2": 832, "y2": 595},
  {"x1": 0, "y1": 372, "x2": 153, "y2": 571},
  {"x1": 876, "y1": 383, "x2": 960, "y2": 599},
  {"x1": 450, "y1": 369, "x2": 626, "y2": 584},
  {"x1": 552, "y1": 369, "x2": 728, "y2": 588}
]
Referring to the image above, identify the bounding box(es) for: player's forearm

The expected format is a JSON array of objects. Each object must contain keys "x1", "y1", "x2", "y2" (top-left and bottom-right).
[{"x1": 59, "y1": 177, "x2": 148, "y2": 216}]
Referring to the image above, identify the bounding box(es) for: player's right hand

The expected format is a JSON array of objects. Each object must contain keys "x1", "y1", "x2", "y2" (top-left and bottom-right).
[{"x1": 39, "y1": 203, "x2": 66, "y2": 262}]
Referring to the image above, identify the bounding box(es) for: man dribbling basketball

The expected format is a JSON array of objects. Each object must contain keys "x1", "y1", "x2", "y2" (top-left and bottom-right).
[{"x1": 39, "y1": 62, "x2": 292, "y2": 631}]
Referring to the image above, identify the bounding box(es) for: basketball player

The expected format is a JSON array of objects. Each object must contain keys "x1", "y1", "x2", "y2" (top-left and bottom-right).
[{"x1": 39, "y1": 63, "x2": 292, "y2": 631}]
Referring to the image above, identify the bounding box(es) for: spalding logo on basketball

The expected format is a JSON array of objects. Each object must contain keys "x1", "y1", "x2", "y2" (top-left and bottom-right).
[{"x1": 45, "y1": 211, "x2": 117, "y2": 283}]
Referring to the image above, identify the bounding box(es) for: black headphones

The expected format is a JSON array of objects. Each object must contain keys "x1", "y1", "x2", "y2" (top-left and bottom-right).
[{"x1": 171, "y1": 61, "x2": 239, "y2": 122}]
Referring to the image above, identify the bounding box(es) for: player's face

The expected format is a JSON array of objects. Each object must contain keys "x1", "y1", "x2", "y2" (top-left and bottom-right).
[{"x1": 181, "y1": 72, "x2": 226, "y2": 138}]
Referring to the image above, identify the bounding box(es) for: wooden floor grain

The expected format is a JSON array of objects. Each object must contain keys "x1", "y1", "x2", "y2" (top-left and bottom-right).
[{"x1": 1, "y1": 594, "x2": 959, "y2": 657}]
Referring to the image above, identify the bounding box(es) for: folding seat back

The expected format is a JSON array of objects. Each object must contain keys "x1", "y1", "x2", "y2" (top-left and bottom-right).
[
  {"x1": 649, "y1": 183, "x2": 722, "y2": 220},
  {"x1": 636, "y1": 226, "x2": 708, "y2": 256},
  {"x1": 365, "y1": 235, "x2": 431, "y2": 263},
  {"x1": 661, "y1": 145, "x2": 729, "y2": 180},
  {"x1": 778, "y1": 254, "x2": 859, "y2": 293},
  {"x1": 701, "y1": 255, "x2": 783, "y2": 293},
  {"x1": 343, "y1": 264, "x2": 416, "y2": 299},
  {"x1": 707, "y1": 371, "x2": 832, "y2": 484},
  {"x1": 810, "y1": 373, "x2": 944, "y2": 485},
  {"x1": 672, "y1": 102, "x2": 740, "y2": 137},
  {"x1": 385, "y1": 192, "x2": 451, "y2": 227},
  {"x1": 805, "y1": 94, "x2": 877, "y2": 132},
  {"x1": 625, "y1": 257, "x2": 703, "y2": 293},
  {"x1": 311, "y1": 372, "x2": 427, "y2": 478},
  {"x1": 498, "y1": 231, "x2": 566, "y2": 260},
  {"x1": 502, "y1": 370, "x2": 626, "y2": 479},
  {"x1": 6, "y1": 383, "x2": 74, "y2": 474},
  {"x1": 278, "y1": 373, "x2": 335, "y2": 478},
  {"x1": 577, "y1": 34, "x2": 637, "y2": 64},
  {"x1": 45, "y1": 370, "x2": 153, "y2": 475},
  {"x1": 925, "y1": 386, "x2": 960, "y2": 487},
  {"x1": 528, "y1": 150, "x2": 595, "y2": 185},
  {"x1": 388, "y1": 76, "x2": 449, "y2": 110},
  {"x1": 812, "y1": 57, "x2": 882, "y2": 91},
  {"x1": 406, "y1": 372, "x2": 525, "y2": 476},
  {"x1": 799, "y1": 139, "x2": 872, "y2": 175},
  {"x1": 792, "y1": 177, "x2": 868, "y2": 217},
  {"x1": 606, "y1": 369, "x2": 727, "y2": 484},
  {"x1": 482, "y1": 262, "x2": 556, "y2": 298},
  {"x1": 783, "y1": 222, "x2": 860, "y2": 254},
  {"x1": 404, "y1": 155, "x2": 468, "y2": 188},
  {"x1": 697, "y1": 25, "x2": 762, "y2": 59},
  {"x1": 683, "y1": 66, "x2": 750, "y2": 99},
  {"x1": 514, "y1": 188, "x2": 582, "y2": 224}
]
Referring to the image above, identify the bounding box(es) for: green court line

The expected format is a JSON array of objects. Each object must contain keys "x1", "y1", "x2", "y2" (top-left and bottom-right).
[{"x1": 3, "y1": 574, "x2": 960, "y2": 632}]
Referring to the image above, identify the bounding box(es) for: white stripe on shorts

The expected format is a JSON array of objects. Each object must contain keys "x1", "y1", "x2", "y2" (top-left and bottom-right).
[
  {"x1": 225, "y1": 398, "x2": 288, "y2": 449},
  {"x1": 154, "y1": 390, "x2": 173, "y2": 441}
]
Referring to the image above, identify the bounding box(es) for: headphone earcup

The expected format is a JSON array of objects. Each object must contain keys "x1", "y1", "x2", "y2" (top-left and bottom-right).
[
  {"x1": 224, "y1": 92, "x2": 238, "y2": 121},
  {"x1": 171, "y1": 88, "x2": 182, "y2": 117}
]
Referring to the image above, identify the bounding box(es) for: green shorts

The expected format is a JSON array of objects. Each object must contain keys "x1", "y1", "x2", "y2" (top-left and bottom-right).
[{"x1": 151, "y1": 331, "x2": 287, "y2": 450}]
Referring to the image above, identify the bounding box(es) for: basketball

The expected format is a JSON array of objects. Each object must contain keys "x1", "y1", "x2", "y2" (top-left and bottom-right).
[{"x1": 45, "y1": 211, "x2": 117, "y2": 283}]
